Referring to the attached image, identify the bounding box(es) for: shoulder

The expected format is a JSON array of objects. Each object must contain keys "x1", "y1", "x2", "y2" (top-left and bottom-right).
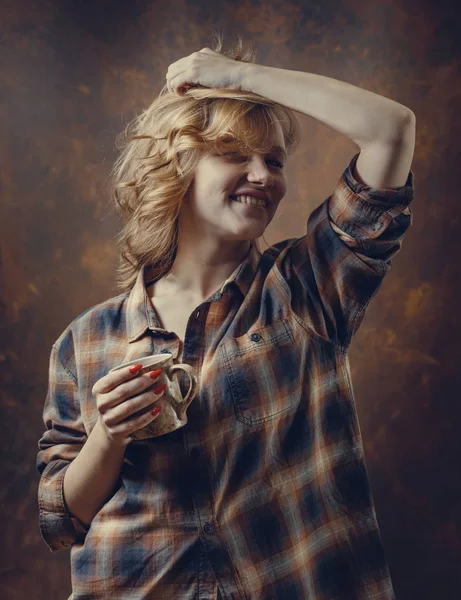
[{"x1": 53, "y1": 291, "x2": 129, "y2": 353}]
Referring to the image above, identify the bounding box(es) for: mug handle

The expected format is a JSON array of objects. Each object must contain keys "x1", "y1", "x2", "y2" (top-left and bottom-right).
[{"x1": 169, "y1": 364, "x2": 199, "y2": 419}]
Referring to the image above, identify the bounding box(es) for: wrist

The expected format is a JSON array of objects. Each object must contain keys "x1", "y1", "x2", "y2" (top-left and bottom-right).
[
  {"x1": 94, "y1": 416, "x2": 130, "y2": 452},
  {"x1": 238, "y1": 62, "x2": 262, "y2": 94}
]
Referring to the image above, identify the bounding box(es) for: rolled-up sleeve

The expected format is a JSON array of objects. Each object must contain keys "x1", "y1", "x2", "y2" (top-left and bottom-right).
[
  {"x1": 281, "y1": 151, "x2": 414, "y2": 351},
  {"x1": 328, "y1": 151, "x2": 413, "y2": 263},
  {"x1": 36, "y1": 336, "x2": 89, "y2": 552}
]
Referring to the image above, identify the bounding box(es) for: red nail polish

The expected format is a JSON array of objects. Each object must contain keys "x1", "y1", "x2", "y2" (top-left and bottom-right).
[
  {"x1": 153, "y1": 383, "x2": 167, "y2": 395},
  {"x1": 151, "y1": 406, "x2": 162, "y2": 416},
  {"x1": 129, "y1": 364, "x2": 143, "y2": 375},
  {"x1": 149, "y1": 369, "x2": 163, "y2": 379}
]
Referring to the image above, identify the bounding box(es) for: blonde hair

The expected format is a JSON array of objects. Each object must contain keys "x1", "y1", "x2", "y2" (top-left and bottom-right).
[{"x1": 110, "y1": 34, "x2": 301, "y2": 294}]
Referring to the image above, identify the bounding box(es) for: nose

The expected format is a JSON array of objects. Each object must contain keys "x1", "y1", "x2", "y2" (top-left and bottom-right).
[{"x1": 245, "y1": 155, "x2": 275, "y2": 186}]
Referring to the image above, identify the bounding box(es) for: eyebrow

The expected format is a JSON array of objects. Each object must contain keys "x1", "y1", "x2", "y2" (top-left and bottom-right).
[{"x1": 269, "y1": 146, "x2": 287, "y2": 159}]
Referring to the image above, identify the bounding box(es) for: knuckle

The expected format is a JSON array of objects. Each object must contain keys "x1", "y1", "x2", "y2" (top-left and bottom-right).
[
  {"x1": 134, "y1": 376, "x2": 148, "y2": 390},
  {"x1": 108, "y1": 390, "x2": 123, "y2": 408},
  {"x1": 97, "y1": 402, "x2": 107, "y2": 415},
  {"x1": 102, "y1": 413, "x2": 114, "y2": 428},
  {"x1": 110, "y1": 424, "x2": 122, "y2": 437},
  {"x1": 116, "y1": 380, "x2": 129, "y2": 396},
  {"x1": 115, "y1": 380, "x2": 135, "y2": 402},
  {"x1": 97, "y1": 395, "x2": 111, "y2": 413}
]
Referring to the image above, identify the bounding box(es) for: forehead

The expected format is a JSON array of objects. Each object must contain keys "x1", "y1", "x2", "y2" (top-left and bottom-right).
[
  {"x1": 268, "y1": 120, "x2": 285, "y2": 147},
  {"x1": 230, "y1": 114, "x2": 286, "y2": 155},
  {"x1": 232, "y1": 119, "x2": 285, "y2": 148}
]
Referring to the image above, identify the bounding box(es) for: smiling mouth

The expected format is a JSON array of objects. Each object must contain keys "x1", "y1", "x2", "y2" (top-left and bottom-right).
[{"x1": 229, "y1": 195, "x2": 267, "y2": 209}]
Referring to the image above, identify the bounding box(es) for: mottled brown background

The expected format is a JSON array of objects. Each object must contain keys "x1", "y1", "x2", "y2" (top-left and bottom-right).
[{"x1": 1, "y1": 0, "x2": 460, "y2": 598}]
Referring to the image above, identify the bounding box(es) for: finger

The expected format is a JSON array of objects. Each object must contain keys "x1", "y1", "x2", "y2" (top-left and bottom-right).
[
  {"x1": 166, "y1": 56, "x2": 188, "y2": 82},
  {"x1": 92, "y1": 364, "x2": 145, "y2": 396},
  {"x1": 103, "y1": 384, "x2": 166, "y2": 427},
  {"x1": 98, "y1": 371, "x2": 162, "y2": 412},
  {"x1": 110, "y1": 401, "x2": 162, "y2": 438},
  {"x1": 169, "y1": 70, "x2": 192, "y2": 95}
]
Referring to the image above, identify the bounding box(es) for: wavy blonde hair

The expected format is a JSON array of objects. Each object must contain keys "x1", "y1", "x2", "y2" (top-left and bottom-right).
[{"x1": 110, "y1": 34, "x2": 301, "y2": 294}]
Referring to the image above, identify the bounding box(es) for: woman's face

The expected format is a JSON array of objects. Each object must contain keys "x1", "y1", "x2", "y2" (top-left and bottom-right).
[{"x1": 181, "y1": 120, "x2": 288, "y2": 242}]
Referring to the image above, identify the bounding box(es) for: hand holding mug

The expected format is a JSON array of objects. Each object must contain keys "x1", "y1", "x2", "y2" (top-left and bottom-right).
[
  {"x1": 92, "y1": 365, "x2": 166, "y2": 447},
  {"x1": 109, "y1": 354, "x2": 198, "y2": 440}
]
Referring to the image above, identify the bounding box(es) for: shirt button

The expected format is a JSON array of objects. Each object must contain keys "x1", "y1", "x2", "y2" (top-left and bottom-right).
[
  {"x1": 250, "y1": 333, "x2": 261, "y2": 342},
  {"x1": 203, "y1": 522, "x2": 214, "y2": 534},
  {"x1": 190, "y1": 447, "x2": 201, "y2": 460}
]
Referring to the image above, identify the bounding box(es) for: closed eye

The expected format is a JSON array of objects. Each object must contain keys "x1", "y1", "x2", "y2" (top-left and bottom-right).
[
  {"x1": 222, "y1": 153, "x2": 284, "y2": 169},
  {"x1": 269, "y1": 159, "x2": 284, "y2": 168}
]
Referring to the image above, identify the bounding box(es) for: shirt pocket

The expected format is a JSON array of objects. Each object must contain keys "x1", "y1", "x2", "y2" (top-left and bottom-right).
[{"x1": 220, "y1": 318, "x2": 302, "y2": 428}]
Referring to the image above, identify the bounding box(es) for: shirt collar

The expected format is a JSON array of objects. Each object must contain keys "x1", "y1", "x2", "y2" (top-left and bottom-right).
[{"x1": 126, "y1": 241, "x2": 262, "y2": 343}]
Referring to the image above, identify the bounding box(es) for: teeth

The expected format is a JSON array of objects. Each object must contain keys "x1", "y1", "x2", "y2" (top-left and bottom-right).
[{"x1": 231, "y1": 195, "x2": 266, "y2": 207}]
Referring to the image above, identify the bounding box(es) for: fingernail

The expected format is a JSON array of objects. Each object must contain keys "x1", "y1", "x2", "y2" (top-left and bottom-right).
[
  {"x1": 149, "y1": 369, "x2": 163, "y2": 379},
  {"x1": 151, "y1": 406, "x2": 162, "y2": 416},
  {"x1": 129, "y1": 364, "x2": 143, "y2": 375},
  {"x1": 153, "y1": 383, "x2": 167, "y2": 395}
]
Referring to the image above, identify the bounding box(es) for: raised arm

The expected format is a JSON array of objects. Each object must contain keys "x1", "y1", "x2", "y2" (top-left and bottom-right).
[
  {"x1": 238, "y1": 62, "x2": 415, "y2": 189},
  {"x1": 166, "y1": 48, "x2": 415, "y2": 189}
]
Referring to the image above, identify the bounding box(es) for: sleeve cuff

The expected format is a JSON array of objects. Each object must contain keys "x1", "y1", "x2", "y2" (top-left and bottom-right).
[
  {"x1": 328, "y1": 152, "x2": 414, "y2": 241},
  {"x1": 38, "y1": 461, "x2": 89, "y2": 552}
]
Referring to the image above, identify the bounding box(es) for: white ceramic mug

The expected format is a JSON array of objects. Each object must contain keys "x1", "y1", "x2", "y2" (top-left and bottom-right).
[{"x1": 109, "y1": 353, "x2": 198, "y2": 440}]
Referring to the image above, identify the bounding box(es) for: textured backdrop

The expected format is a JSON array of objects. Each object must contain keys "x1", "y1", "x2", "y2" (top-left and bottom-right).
[{"x1": 1, "y1": 0, "x2": 461, "y2": 598}]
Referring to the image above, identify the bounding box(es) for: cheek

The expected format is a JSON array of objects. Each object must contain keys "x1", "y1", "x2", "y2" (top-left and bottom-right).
[{"x1": 276, "y1": 181, "x2": 287, "y2": 202}]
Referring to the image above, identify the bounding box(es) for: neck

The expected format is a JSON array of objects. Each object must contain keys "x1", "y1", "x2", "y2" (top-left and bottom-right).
[{"x1": 160, "y1": 237, "x2": 252, "y2": 301}]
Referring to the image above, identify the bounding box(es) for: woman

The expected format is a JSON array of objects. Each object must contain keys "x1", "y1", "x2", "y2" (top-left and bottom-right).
[{"x1": 37, "y1": 35, "x2": 415, "y2": 599}]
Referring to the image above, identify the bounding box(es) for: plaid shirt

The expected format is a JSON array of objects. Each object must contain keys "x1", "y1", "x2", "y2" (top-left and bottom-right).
[{"x1": 37, "y1": 152, "x2": 414, "y2": 599}]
